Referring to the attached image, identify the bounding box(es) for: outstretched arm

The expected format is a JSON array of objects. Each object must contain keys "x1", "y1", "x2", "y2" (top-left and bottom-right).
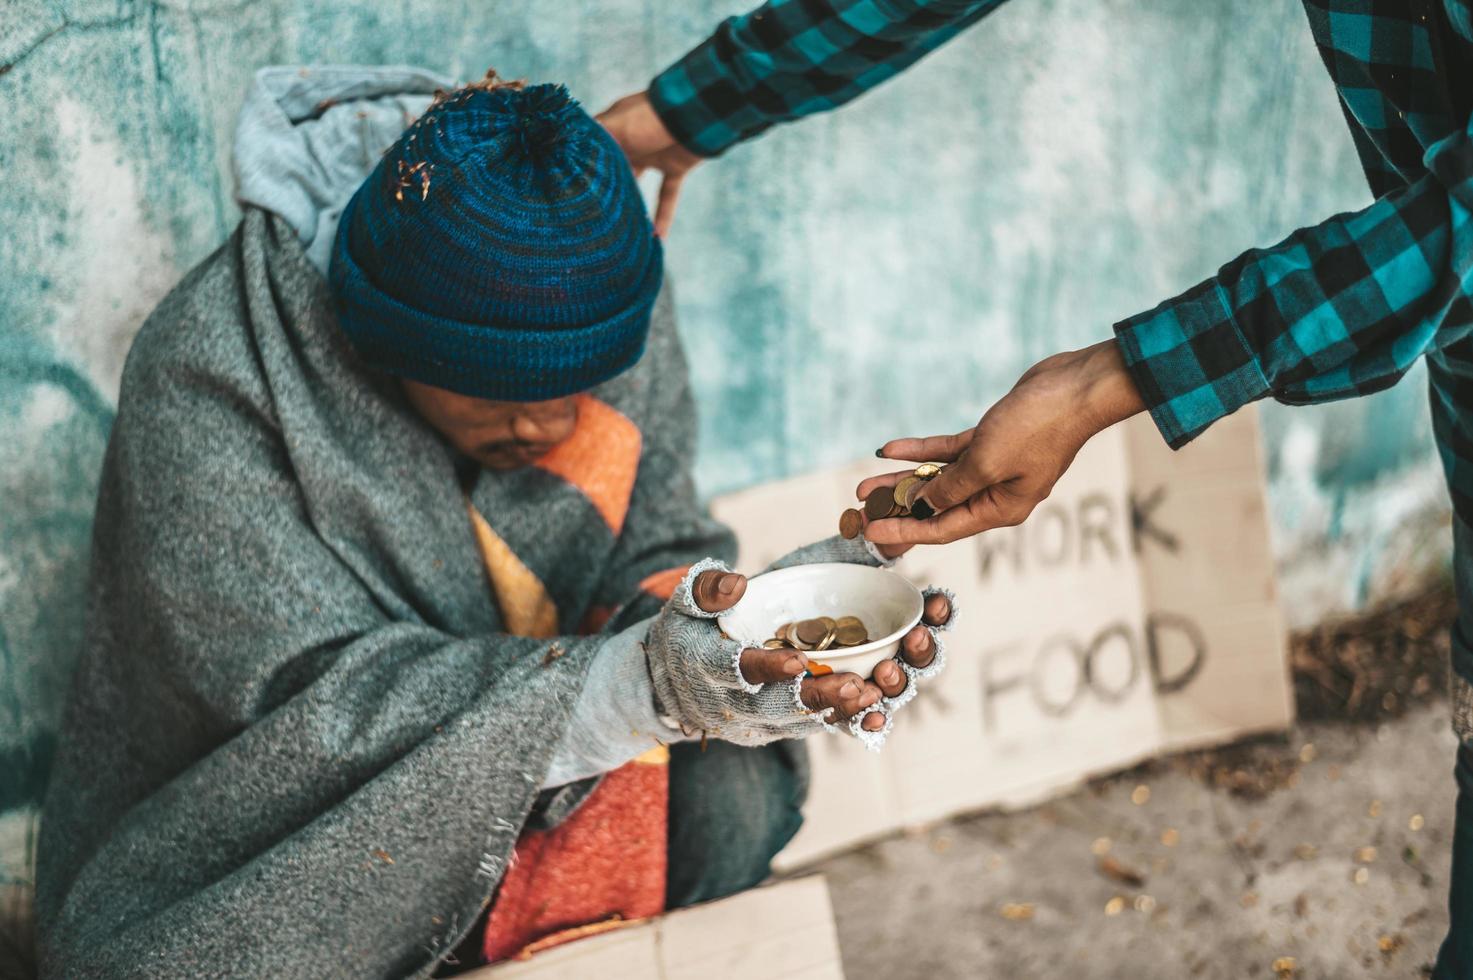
[
  {"x1": 1115, "y1": 121, "x2": 1473, "y2": 446},
  {"x1": 865, "y1": 114, "x2": 1473, "y2": 547},
  {"x1": 601, "y1": 0, "x2": 1014, "y2": 234},
  {"x1": 649, "y1": 0, "x2": 1015, "y2": 156}
]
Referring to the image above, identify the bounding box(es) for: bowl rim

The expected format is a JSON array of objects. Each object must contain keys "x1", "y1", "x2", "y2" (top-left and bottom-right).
[{"x1": 716, "y1": 562, "x2": 924, "y2": 660}]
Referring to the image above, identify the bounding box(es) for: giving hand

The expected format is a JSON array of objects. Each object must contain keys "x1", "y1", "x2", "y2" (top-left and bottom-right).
[{"x1": 860, "y1": 340, "x2": 1146, "y2": 546}]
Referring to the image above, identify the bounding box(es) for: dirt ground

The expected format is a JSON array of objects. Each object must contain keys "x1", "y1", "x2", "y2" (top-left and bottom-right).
[{"x1": 816, "y1": 585, "x2": 1463, "y2": 980}]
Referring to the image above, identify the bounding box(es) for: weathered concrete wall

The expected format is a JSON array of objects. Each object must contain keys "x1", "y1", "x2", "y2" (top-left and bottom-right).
[{"x1": 0, "y1": 0, "x2": 1448, "y2": 889}]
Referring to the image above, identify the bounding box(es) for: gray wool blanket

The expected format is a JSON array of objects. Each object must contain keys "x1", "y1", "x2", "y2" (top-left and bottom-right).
[{"x1": 34, "y1": 208, "x2": 733, "y2": 979}]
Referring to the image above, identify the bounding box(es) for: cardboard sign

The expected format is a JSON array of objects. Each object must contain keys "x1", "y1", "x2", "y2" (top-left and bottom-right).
[
  {"x1": 709, "y1": 408, "x2": 1292, "y2": 868},
  {"x1": 471, "y1": 876, "x2": 843, "y2": 980}
]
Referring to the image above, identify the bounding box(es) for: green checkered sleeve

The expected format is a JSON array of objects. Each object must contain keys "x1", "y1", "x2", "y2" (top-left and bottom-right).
[
  {"x1": 648, "y1": 0, "x2": 1011, "y2": 157},
  {"x1": 1116, "y1": 124, "x2": 1473, "y2": 449}
]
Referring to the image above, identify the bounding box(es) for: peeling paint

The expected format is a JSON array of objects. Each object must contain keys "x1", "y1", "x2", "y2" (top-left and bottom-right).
[{"x1": 49, "y1": 97, "x2": 178, "y2": 402}]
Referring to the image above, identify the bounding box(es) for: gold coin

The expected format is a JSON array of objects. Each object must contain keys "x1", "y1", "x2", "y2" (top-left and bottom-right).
[
  {"x1": 762, "y1": 638, "x2": 788, "y2": 649},
  {"x1": 913, "y1": 462, "x2": 943, "y2": 479},
  {"x1": 819, "y1": 616, "x2": 838, "y2": 632},
  {"x1": 816, "y1": 627, "x2": 837, "y2": 652},
  {"x1": 794, "y1": 618, "x2": 829, "y2": 647},
  {"x1": 864, "y1": 485, "x2": 897, "y2": 522},
  {"x1": 835, "y1": 622, "x2": 868, "y2": 646},
  {"x1": 839, "y1": 508, "x2": 863, "y2": 540},
  {"x1": 893, "y1": 476, "x2": 922, "y2": 510},
  {"x1": 834, "y1": 615, "x2": 864, "y2": 629}
]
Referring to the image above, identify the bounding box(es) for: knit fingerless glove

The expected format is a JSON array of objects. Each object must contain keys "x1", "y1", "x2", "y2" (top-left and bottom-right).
[
  {"x1": 645, "y1": 560, "x2": 833, "y2": 747},
  {"x1": 645, "y1": 540, "x2": 954, "y2": 750}
]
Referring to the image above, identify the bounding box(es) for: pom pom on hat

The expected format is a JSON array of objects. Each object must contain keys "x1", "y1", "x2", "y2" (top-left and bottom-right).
[{"x1": 329, "y1": 70, "x2": 663, "y2": 402}]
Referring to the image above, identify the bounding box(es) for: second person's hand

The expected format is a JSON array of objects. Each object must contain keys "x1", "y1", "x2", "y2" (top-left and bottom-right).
[
  {"x1": 859, "y1": 339, "x2": 1146, "y2": 547},
  {"x1": 596, "y1": 91, "x2": 703, "y2": 238}
]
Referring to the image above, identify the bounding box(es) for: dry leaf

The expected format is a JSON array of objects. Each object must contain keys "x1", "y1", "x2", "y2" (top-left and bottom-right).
[{"x1": 1098, "y1": 856, "x2": 1146, "y2": 888}]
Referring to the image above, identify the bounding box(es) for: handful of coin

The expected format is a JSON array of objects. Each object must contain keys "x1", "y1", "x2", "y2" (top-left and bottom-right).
[
  {"x1": 839, "y1": 462, "x2": 946, "y2": 539},
  {"x1": 762, "y1": 616, "x2": 871, "y2": 675}
]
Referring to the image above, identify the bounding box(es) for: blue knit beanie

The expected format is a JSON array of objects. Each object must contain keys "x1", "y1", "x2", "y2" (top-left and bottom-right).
[{"x1": 329, "y1": 78, "x2": 663, "y2": 402}]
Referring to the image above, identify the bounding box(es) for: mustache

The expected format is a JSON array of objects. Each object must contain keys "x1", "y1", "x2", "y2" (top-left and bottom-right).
[{"x1": 476, "y1": 439, "x2": 556, "y2": 457}]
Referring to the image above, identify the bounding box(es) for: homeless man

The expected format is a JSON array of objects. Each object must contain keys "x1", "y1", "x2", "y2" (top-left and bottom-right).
[{"x1": 33, "y1": 67, "x2": 954, "y2": 978}]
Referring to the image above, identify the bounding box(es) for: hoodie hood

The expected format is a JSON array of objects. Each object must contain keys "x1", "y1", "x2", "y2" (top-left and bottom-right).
[{"x1": 233, "y1": 64, "x2": 454, "y2": 273}]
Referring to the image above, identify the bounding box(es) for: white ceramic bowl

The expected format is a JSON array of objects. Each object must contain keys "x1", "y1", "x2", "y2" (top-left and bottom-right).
[{"x1": 717, "y1": 563, "x2": 924, "y2": 678}]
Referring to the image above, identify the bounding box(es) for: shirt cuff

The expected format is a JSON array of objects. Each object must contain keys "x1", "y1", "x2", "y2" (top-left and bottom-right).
[
  {"x1": 543, "y1": 618, "x2": 688, "y2": 789},
  {"x1": 1112, "y1": 278, "x2": 1272, "y2": 449},
  {"x1": 649, "y1": 32, "x2": 758, "y2": 158}
]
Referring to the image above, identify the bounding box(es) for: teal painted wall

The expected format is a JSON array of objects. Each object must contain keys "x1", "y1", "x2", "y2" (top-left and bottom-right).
[{"x1": 0, "y1": 0, "x2": 1447, "y2": 902}]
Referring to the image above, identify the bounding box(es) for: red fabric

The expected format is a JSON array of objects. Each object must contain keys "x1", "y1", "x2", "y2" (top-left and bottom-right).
[
  {"x1": 577, "y1": 604, "x2": 618, "y2": 635},
  {"x1": 480, "y1": 756, "x2": 669, "y2": 963},
  {"x1": 638, "y1": 565, "x2": 690, "y2": 602},
  {"x1": 534, "y1": 395, "x2": 642, "y2": 536}
]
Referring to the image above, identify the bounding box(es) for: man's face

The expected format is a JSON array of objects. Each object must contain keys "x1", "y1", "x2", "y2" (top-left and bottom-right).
[{"x1": 401, "y1": 379, "x2": 579, "y2": 470}]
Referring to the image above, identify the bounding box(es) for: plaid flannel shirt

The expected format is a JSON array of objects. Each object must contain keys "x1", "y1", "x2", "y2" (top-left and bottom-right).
[{"x1": 650, "y1": 0, "x2": 1473, "y2": 520}]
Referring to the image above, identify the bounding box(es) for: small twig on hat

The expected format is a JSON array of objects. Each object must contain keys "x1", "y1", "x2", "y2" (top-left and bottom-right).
[
  {"x1": 393, "y1": 159, "x2": 434, "y2": 202},
  {"x1": 429, "y1": 68, "x2": 527, "y2": 112},
  {"x1": 465, "y1": 68, "x2": 527, "y2": 95}
]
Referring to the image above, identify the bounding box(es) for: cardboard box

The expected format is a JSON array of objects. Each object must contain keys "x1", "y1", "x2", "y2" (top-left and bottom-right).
[
  {"x1": 709, "y1": 407, "x2": 1292, "y2": 867},
  {"x1": 468, "y1": 876, "x2": 843, "y2": 980}
]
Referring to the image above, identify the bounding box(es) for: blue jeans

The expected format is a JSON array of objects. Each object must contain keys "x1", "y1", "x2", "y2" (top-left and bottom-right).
[
  {"x1": 665, "y1": 738, "x2": 808, "y2": 908},
  {"x1": 1434, "y1": 516, "x2": 1473, "y2": 976},
  {"x1": 1435, "y1": 743, "x2": 1473, "y2": 978}
]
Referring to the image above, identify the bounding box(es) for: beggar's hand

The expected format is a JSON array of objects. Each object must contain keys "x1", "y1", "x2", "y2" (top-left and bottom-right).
[{"x1": 690, "y1": 570, "x2": 952, "y2": 733}]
